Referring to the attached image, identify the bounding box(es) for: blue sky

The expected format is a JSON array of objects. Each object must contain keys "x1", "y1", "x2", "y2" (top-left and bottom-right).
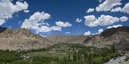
[{"x1": 0, "y1": 0, "x2": 129, "y2": 36}]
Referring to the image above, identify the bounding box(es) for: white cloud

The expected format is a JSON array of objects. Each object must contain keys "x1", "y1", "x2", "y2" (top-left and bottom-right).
[
  {"x1": 21, "y1": 12, "x2": 72, "y2": 33},
  {"x1": 0, "y1": 0, "x2": 28, "y2": 25},
  {"x1": 96, "y1": 0, "x2": 121, "y2": 12},
  {"x1": 107, "y1": 24, "x2": 122, "y2": 29},
  {"x1": 98, "y1": 28, "x2": 104, "y2": 34},
  {"x1": 55, "y1": 21, "x2": 72, "y2": 27},
  {"x1": 65, "y1": 32, "x2": 70, "y2": 34},
  {"x1": 51, "y1": 26, "x2": 61, "y2": 31},
  {"x1": 84, "y1": 15, "x2": 96, "y2": 27},
  {"x1": 36, "y1": 26, "x2": 62, "y2": 33},
  {"x1": 24, "y1": 10, "x2": 30, "y2": 13},
  {"x1": 0, "y1": 19, "x2": 5, "y2": 26},
  {"x1": 111, "y1": 2, "x2": 129, "y2": 14},
  {"x1": 120, "y1": 16, "x2": 128, "y2": 22},
  {"x1": 88, "y1": 0, "x2": 129, "y2": 14},
  {"x1": 21, "y1": 12, "x2": 50, "y2": 30},
  {"x1": 84, "y1": 31, "x2": 91, "y2": 36},
  {"x1": 21, "y1": 11, "x2": 52, "y2": 33},
  {"x1": 41, "y1": 22, "x2": 50, "y2": 26},
  {"x1": 122, "y1": 2, "x2": 129, "y2": 14},
  {"x1": 99, "y1": 1, "x2": 129, "y2": 14},
  {"x1": 84, "y1": 15, "x2": 128, "y2": 27},
  {"x1": 87, "y1": 8, "x2": 94, "y2": 13},
  {"x1": 92, "y1": 28, "x2": 104, "y2": 35},
  {"x1": 12, "y1": 1, "x2": 28, "y2": 12},
  {"x1": 111, "y1": 7, "x2": 122, "y2": 12},
  {"x1": 76, "y1": 18, "x2": 82, "y2": 22},
  {"x1": 38, "y1": 26, "x2": 51, "y2": 33}
]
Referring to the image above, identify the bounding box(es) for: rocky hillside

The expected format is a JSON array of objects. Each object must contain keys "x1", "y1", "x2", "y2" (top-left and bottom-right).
[
  {"x1": 0, "y1": 27, "x2": 52, "y2": 50},
  {"x1": 46, "y1": 34, "x2": 87, "y2": 44},
  {"x1": 83, "y1": 26, "x2": 129, "y2": 50}
]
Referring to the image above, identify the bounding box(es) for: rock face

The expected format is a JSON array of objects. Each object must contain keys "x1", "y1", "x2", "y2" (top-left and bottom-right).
[
  {"x1": 83, "y1": 26, "x2": 129, "y2": 50},
  {"x1": 0, "y1": 27, "x2": 52, "y2": 50},
  {"x1": 46, "y1": 34, "x2": 87, "y2": 44}
]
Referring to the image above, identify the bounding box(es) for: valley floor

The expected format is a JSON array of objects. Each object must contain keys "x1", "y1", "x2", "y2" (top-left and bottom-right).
[{"x1": 0, "y1": 43, "x2": 127, "y2": 64}]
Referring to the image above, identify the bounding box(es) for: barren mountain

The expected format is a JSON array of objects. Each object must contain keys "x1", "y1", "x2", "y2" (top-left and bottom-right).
[
  {"x1": 0, "y1": 27, "x2": 52, "y2": 50},
  {"x1": 47, "y1": 34, "x2": 87, "y2": 44},
  {"x1": 83, "y1": 26, "x2": 129, "y2": 50}
]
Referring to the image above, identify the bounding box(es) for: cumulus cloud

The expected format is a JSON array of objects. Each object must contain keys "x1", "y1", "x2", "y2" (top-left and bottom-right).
[
  {"x1": 96, "y1": 0, "x2": 121, "y2": 12},
  {"x1": 38, "y1": 26, "x2": 51, "y2": 33},
  {"x1": 111, "y1": 7, "x2": 122, "y2": 12},
  {"x1": 84, "y1": 31, "x2": 91, "y2": 36},
  {"x1": 21, "y1": 12, "x2": 72, "y2": 33},
  {"x1": 111, "y1": 2, "x2": 129, "y2": 14},
  {"x1": 96, "y1": 0, "x2": 129, "y2": 14},
  {"x1": 24, "y1": 10, "x2": 30, "y2": 13},
  {"x1": 120, "y1": 16, "x2": 128, "y2": 22},
  {"x1": 122, "y1": 2, "x2": 129, "y2": 14},
  {"x1": 84, "y1": 15, "x2": 96, "y2": 27},
  {"x1": 21, "y1": 12, "x2": 50, "y2": 29},
  {"x1": 21, "y1": 11, "x2": 52, "y2": 33},
  {"x1": 87, "y1": 8, "x2": 94, "y2": 13},
  {"x1": 51, "y1": 26, "x2": 61, "y2": 31},
  {"x1": 55, "y1": 21, "x2": 72, "y2": 27},
  {"x1": 0, "y1": 19, "x2": 5, "y2": 26},
  {"x1": 107, "y1": 24, "x2": 122, "y2": 29},
  {"x1": 0, "y1": 0, "x2": 29, "y2": 25},
  {"x1": 84, "y1": 15, "x2": 128, "y2": 27},
  {"x1": 98, "y1": 28, "x2": 104, "y2": 34},
  {"x1": 76, "y1": 18, "x2": 82, "y2": 22},
  {"x1": 92, "y1": 28, "x2": 104, "y2": 35}
]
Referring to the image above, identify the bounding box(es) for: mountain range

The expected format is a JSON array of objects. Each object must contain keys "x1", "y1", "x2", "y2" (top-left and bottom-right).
[{"x1": 0, "y1": 26, "x2": 129, "y2": 50}]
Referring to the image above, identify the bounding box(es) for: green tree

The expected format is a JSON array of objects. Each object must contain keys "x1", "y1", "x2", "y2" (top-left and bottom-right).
[{"x1": 112, "y1": 42, "x2": 115, "y2": 53}]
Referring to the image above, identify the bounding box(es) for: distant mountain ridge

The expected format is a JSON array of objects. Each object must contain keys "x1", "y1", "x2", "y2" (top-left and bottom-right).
[{"x1": 46, "y1": 34, "x2": 87, "y2": 44}]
